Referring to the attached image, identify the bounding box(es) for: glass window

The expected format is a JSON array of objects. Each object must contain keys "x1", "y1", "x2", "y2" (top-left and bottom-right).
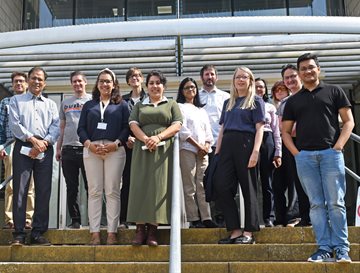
[
  {"x1": 181, "y1": 0, "x2": 231, "y2": 17},
  {"x1": 234, "y1": 0, "x2": 286, "y2": 16},
  {"x1": 289, "y1": 0, "x2": 344, "y2": 16},
  {"x1": 127, "y1": 0, "x2": 176, "y2": 21},
  {"x1": 75, "y1": 0, "x2": 125, "y2": 25}
]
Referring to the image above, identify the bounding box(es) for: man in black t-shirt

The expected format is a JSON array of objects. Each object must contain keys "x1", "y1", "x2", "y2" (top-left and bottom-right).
[{"x1": 282, "y1": 53, "x2": 354, "y2": 263}]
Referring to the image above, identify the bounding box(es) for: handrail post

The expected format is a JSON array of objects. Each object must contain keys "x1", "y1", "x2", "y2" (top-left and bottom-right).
[{"x1": 169, "y1": 133, "x2": 181, "y2": 273}]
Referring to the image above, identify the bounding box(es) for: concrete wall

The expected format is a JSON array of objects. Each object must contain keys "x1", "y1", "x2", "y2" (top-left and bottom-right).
[
  {"x1": 344, "y1": 0, "x2": 360, "y2": 16},
  {"x1": 0, "y1": 0, "x2": 23, "y2": 32}
]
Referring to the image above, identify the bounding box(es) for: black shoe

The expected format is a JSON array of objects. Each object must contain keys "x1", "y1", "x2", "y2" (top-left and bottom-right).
[
  {"x1": 202, "y1": 220, "x2": 218, "y2": 228},
  {"x1": 68, "y1": 221, "x2": 81, "y2": 229},
  {"x1": 214, "y1": 215, "x2": 226, "y2": 228},
  {"x1": 234, "y1": 235, "x2": 255, "y2": 244},
  {"x1": 11, "y1": 236, "x2": 26, "y2": 246},
  {"x1": 190, "y1": 220, "x2": 205, "y2": 228},
  {"x1": 30, "y1": 236, "x2": 51, "y2": 246},
  {"x1": 218, "y1": 235, "x2": 242, "y2": 244},
  {"x1": 294, "y1": 219, "x2": 312, "y2": 227},
  {"x1": 264, "y1": 220, "x2": 274, "y2": 227}
]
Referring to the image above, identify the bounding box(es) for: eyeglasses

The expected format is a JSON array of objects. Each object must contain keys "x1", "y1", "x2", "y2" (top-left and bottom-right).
[
  {"x1": 183, "y1": 85, "x2": 196, "y2": 91},
  {"x1": 283, "y1": 74, "x2": 298, "y2": 81},
  {"x1": 235, "y1": 75, "x2": 250, "y2": 80},
  {"x1": 131, "y1": 73, "x2": 142, "y2": 78},
  {"x1": 255, "y1": 85, "x2": 265, "y2": 89},
  {"x1": 14, "y1": 79, "x2": 26, "y2": 83},
  {"x1": 99, "y1": 79, "x2": 113, "y2": 84},
  {"x1": 274, "y1": 88, "x2": 288, "y2": 93},
  {"x1": 299, "y1": 65, "x2": 318, "y2": 72}
]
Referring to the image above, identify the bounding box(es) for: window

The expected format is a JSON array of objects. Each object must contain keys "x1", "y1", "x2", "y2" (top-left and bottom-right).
[
  {"x1": 181, "y1": 0, "x2": 231, "y2": 17},
  {"x1": 234, "y1": 0, "x2": 286, "y2": 16},
  {"x1": 127, "y1": 0, "x2": 176, "y2": 21}
]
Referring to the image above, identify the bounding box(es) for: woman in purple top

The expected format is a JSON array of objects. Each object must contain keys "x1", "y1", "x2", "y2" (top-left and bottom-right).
[
  {"x1": 214, "y1": 67, "x2": 265, "y2": 244},
  {"x1": 255, "y1": 78, "x2": 282, "y2": 228}
]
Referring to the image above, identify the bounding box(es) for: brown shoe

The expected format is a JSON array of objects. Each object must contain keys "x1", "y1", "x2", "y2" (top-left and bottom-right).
[
  {"x1": 89, "y1": 232, "x2": 101, "y2": 245},
  {"x1": 132, "y1": 224, "x2": 146, "y2": 245},
  {"x1": 146, "y1": 224, "x2": 158, "y2": 246},
  {"x1": 106, "y1": 232, "x2": 118, "y2": 245},
  {"x1": 3, "y1": 222, "x2": 14, "y2": 229}
]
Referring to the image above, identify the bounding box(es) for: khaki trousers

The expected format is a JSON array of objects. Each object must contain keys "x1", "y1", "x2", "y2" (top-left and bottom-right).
[
  {"x1": 84, "y1": 141, "x2": 126, "y2": 233},
  {"x1": 180, "y1": 149, "x2": 211, "y2": 222},
  {"x1": 4, "y1": 144, "x2": 34, "y2": 224}
]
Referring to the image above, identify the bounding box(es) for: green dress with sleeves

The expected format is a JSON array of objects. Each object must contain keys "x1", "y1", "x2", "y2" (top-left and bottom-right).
[{"x1": 126, "y1": 99, "x2": 182, "y2": 224}]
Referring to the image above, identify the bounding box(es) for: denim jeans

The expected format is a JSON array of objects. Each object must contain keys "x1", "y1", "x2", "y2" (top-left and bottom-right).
[{"x1": 295, "y1": 148, "x2": 349, "y2": 253}]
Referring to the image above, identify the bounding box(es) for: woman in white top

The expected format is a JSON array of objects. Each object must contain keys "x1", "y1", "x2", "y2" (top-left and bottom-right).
[{"x1": 176, "y1": 77, "x2": 217, "y2": 228}]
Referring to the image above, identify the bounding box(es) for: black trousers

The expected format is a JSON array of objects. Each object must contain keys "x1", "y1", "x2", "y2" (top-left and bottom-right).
[
  {"x1": 214, "y1": 131, "x2": 260, "y2": 232},
  {"x1": 120, "y1": 146, "x2": 132, "y2": 223},
  {"x1": 61, "y1": 146, "x2": 88, "y2": 224},
  {"x1": 273, "y1": 143, "x2": 299, "y2": 225},
  {"x1": 259, "y1": 132, "x2": 275, "y2": 222},
  {"x1": 12, "y1": 140, "x2": 53, "y2": 239}
]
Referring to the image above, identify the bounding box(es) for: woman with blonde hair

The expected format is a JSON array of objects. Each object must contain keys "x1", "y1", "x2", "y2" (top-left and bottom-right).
[{"x1": 214, "y1": 67, "x2": 265, "y2": 244}]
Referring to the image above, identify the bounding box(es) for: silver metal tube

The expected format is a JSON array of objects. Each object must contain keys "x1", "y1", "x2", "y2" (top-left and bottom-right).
[{"x1": 169, "y1": 133, "x2": 181, "y2": 273}]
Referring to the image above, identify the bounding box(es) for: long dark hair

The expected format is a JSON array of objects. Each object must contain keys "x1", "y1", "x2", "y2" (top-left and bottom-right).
[
  {"x1": 255, "y1": 77, "x2": 269, "y2": 102},
  {"x1": 92, "y1": 68, "x2": 122, "y2": 104},
  {"x1": 176, "y1": 77, "x2": 204, "y2": 107}
]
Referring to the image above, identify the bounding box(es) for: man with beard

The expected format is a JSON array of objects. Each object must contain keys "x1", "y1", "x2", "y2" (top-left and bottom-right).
[{"x1": 199, "y1": 64, "x2": 229, "y2": 228}]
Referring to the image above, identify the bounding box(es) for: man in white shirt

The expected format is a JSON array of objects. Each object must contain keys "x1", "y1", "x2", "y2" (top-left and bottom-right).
[{"x1": 199, "y1": 64, "x2": 229, "y2": 227}]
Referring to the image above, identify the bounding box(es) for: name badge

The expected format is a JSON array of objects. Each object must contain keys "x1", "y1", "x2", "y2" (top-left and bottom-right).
[{"x1": 97, "y1": 122, "x2": 107, "y2": 130}]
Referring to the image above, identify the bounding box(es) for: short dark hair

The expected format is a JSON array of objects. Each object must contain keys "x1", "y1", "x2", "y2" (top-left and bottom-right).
[
  {"x1": 11, "y1": 71, "x2": 27, "y2": 82},
  {"x1": 125, "y1": 67, "x2": 143, "y2": 84},
  {"x1": 200, "y1": 64, "x2": 217, "y2": 78},
  {"x1": 281, "y1": 64, "x2": 297, "y2": 78},
  {"x1": 28, "y1": 66, "x2": 48, "y2": 80},
  {"x1": 70, "y1": 71, "x2": 86, "y2": 82},
  {"x1": 146, "y1": 70, "x2": 167, "y2": 87},
  {"x1": 297, "y1": 53, "x2": 320, "y2": 69},
  {"x1": 176, "y1": 77, "x2": 204, "y2": 108}
]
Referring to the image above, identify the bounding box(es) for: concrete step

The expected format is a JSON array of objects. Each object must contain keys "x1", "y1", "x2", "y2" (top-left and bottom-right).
[
  {"x1": 0, "y1": 261, "x2": 359, "y2": 273},
  {"x1": 0, "y1": 244, "x2": 359, "y2": 262},
  {"x1": 0, "y1": 226, "x2": 359, "y2": 245}
]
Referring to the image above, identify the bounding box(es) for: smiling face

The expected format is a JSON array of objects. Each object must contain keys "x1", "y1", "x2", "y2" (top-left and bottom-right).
[
  {"x1": 298, "y1": 59, "x2": 321, "y2": 86},
  {"x1": 255, "y1": 80, "x2": 266, "y2": 97},
  {"x1": 128, "y1": 70, "x2": 144, "y2": 90},
  {"x1": 97, "y1": 72, "x2": 114, "y2": 99},
  {"x1": 12, "y1": 75, "x2": 27, "y2": 95},
  {"x1": 71, "y1": 74, "x2": 87, "y2": 96},
  {"x1": 147, "y1": 75, "x2": 164, "y2": 102},
  {"x1": 28, "y1": 69, "x2": 46, "y2": 96},
  {"x1": 182, "y1": 80, "x2": 197, "y2": 103},
  {"x1": 283, "y1": 68, "x2": 302, "y2": 92},
  {"x1": 201, "y1": 68, "x2": 217, "y2": 90},
  {"x1": 234, "y1": 70, "x2": 251, "y2": 95},
  {"x1": 274, "y1": 85, "x2": 289, "y2": 101}
]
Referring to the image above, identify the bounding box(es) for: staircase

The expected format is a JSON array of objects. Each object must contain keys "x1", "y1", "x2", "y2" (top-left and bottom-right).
[{"x1": 0, "y1": 227, "x2": 358, "y2": 273}]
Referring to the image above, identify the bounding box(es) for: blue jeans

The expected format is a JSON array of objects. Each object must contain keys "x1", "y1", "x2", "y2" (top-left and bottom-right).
[{"x1": 295, "y1": 148, "x2": 349, "y2": 253}]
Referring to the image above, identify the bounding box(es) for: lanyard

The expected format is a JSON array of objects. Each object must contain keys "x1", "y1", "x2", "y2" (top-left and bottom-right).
[{"x1": 99, "y1": 100, "x2": 110, "y2": 122}]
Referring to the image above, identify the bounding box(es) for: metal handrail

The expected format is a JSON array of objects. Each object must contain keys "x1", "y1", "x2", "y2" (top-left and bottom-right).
[
  {"x1": 346, "y1": 132, "x2": 360, "y2": 184},
  {"x1": 0, "y1": 138, "x2": 15, "y2": 190},
  {"x1": 169, "y1": 133, "x2": 181, "y2": 273}
]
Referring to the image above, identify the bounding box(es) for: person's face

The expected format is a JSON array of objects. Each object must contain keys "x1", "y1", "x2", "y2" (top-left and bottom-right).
[
  {"x1": 298, "y1": 59, "x2": 320, "y2": 85},
  {"x1": 182, "y1": 81, "x2": 197, "y2": 103},
  {"x1": 255, "y1": 80, "x2": 266, "y2": 97},
  {"x1": 234, "y1": 70, "x2": 250, "y2": 93},
  {"x1": 283, "y1": 68, "x2": 302, "y2": 92},
  {"x1": 12, "y1": 75, "x2": 27, "y2": 95},
  {"x1": 128, "y1": 71, "x2": 143, "y2": 89},
  {"x1": 201, "y1": 68, "x2": 217, "y2": 89},
  {"x1": 97, "y1": 73, "x2": 114, "y2": 98},
  {"x1": 147, "y1": 75, "x2": 164, "y2": 101},
  {"x1": 28, "y1": 70, "x2": 46, "y2": 96},
  {"x1": 71, "y1": 75, "x2": 87, "y2": 95},
  {"x1": 274, "y1": 86, "x2": 289, "y2": 101}
]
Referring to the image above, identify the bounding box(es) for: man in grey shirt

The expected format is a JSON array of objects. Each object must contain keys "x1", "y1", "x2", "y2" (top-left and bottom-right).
[
  {"x1": 9, "y1": 67, "x2": 59, "y2": 246},
  {"x1": 56, "y1": 71, "x2": 91, "y2": 229}
]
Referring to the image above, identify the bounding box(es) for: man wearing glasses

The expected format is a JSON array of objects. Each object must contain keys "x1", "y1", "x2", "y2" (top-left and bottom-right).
[
  {"x1": 282, "y1": 53, "x2": 354, "y2": 263},
  {"x1": 9, "y1": 67, "x2": 60, "y2": 246}
]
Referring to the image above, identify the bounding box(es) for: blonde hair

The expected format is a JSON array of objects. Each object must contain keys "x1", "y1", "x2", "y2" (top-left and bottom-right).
[{"x1": 226, "y1": 67, "x2": 256, "y2": 111}]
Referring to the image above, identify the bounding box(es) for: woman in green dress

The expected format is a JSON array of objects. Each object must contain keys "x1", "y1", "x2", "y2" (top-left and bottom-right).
[{"x1": 127, "y1": 70, "x2": 182, "y2": 246}]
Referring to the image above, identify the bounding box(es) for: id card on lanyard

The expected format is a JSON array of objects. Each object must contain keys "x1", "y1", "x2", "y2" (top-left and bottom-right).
[{"x1": 97, "y1": 100, "x2": 109, "y2": 130}]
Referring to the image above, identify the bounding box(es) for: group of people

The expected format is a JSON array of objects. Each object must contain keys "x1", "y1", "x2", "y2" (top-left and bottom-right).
[{"x1": 0, "y1": 52, "x2": 353, "y2": 263}]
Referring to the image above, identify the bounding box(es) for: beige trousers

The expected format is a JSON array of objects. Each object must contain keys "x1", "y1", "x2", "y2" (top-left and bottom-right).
[
  {"x1": 180, "y1": 149, "x2": 211, "y2": 222},
  {"x1": 84, "y1": 140, "x2": 126, "y2": 233},
  {"x1": 4, "y1": 144, "x2": 35, "y2": 224}
]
